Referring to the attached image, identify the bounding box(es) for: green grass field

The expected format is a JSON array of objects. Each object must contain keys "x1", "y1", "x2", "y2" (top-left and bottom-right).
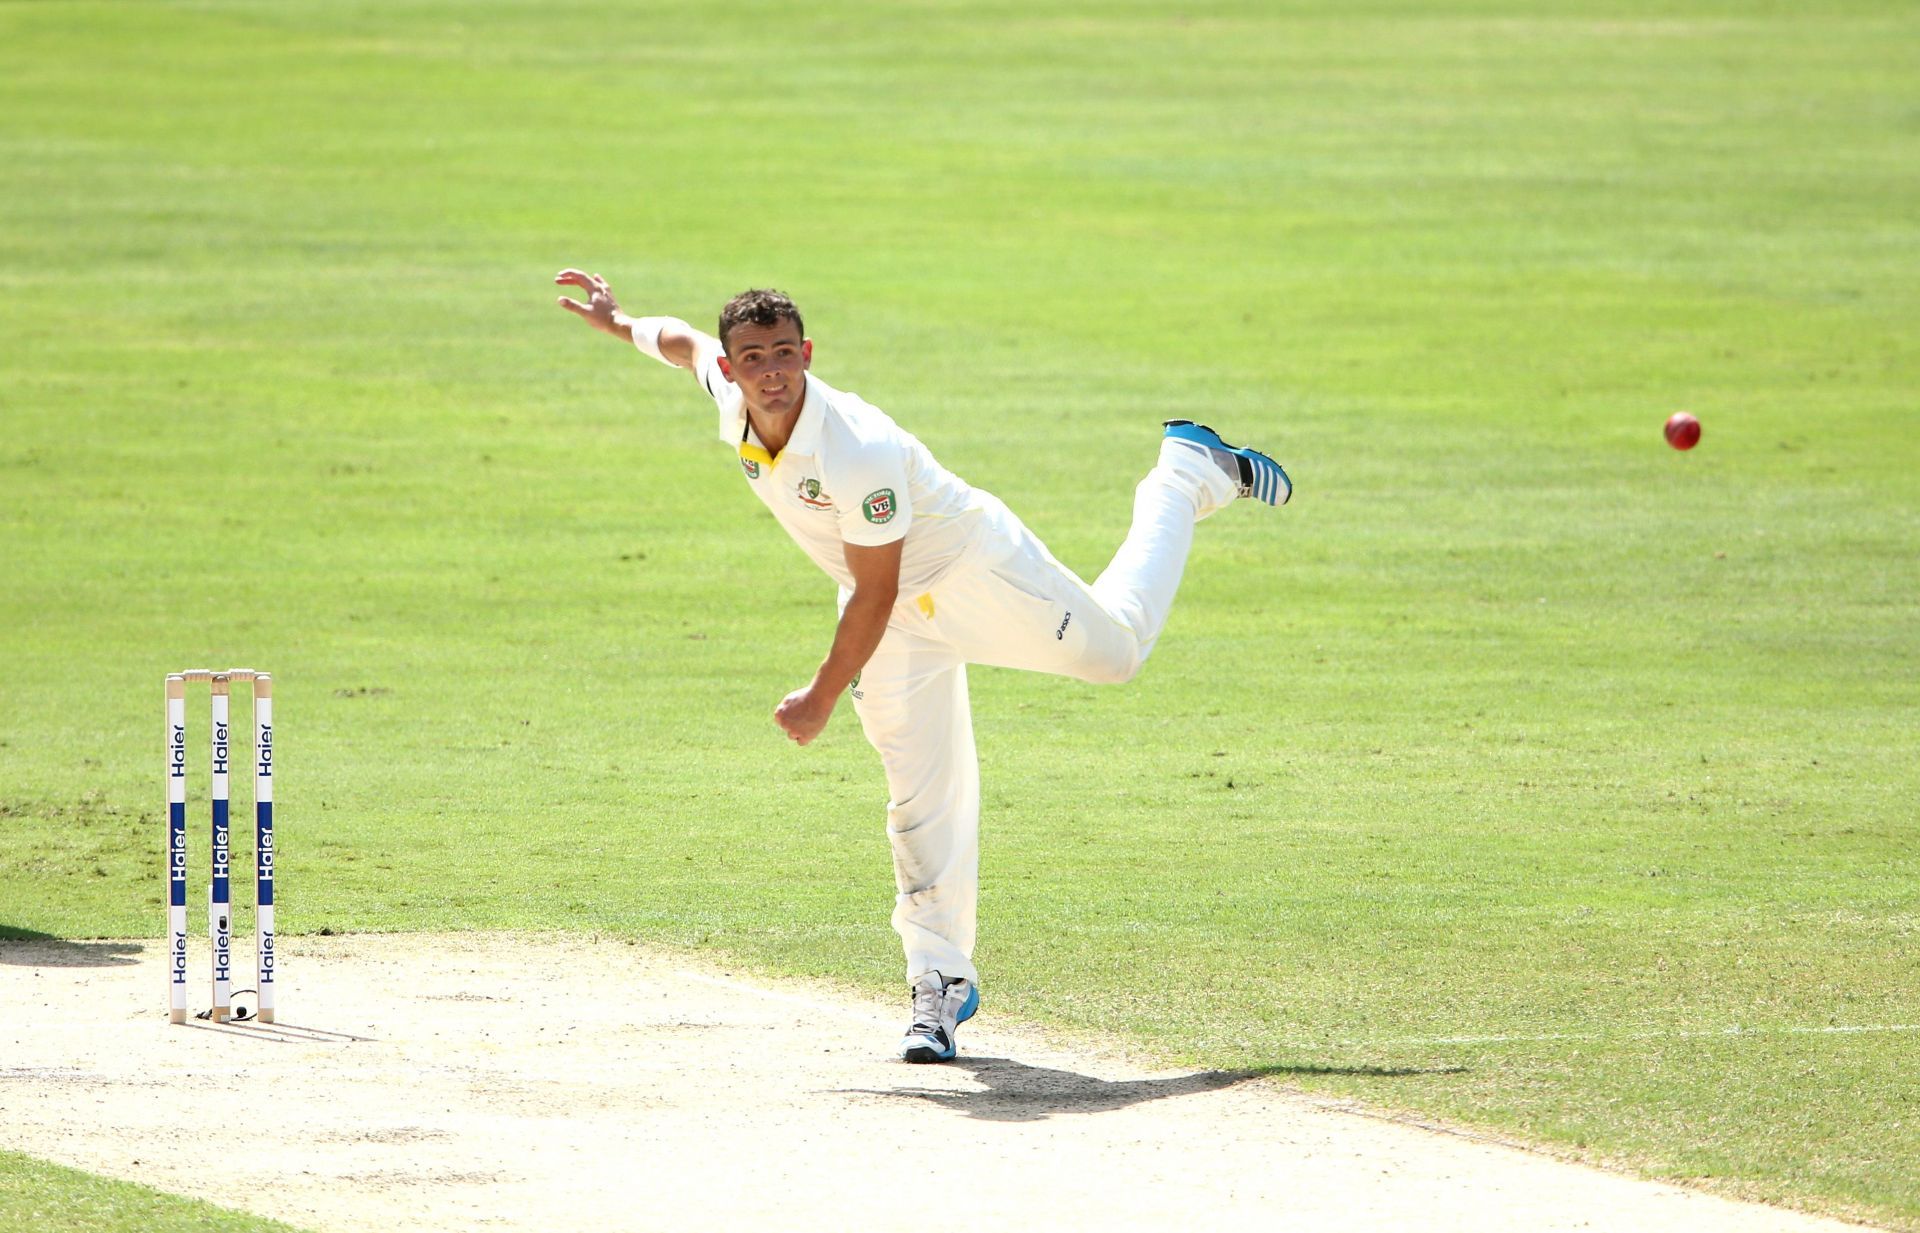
[
  {"x1": 0, "y1": 1149, "x2": 313, "y2": 1233},
  {"x1": 3, "y1": 0, "x2": 1916, "y2": 1228}
]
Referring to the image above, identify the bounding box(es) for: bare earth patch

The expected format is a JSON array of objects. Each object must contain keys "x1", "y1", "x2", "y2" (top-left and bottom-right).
[{"x1": 0, "y1": 934, "x2": 1873, "y2": 1232}]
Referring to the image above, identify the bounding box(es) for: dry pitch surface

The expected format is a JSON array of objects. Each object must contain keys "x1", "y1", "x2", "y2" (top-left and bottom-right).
[{"x1": 0, "y1": 935, "x2": 1874, "y2": 1233}]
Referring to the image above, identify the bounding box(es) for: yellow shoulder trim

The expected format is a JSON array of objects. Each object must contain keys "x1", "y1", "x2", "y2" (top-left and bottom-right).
[{"x1": 739, "y1": 442, "x2": 776, "y2": 467}]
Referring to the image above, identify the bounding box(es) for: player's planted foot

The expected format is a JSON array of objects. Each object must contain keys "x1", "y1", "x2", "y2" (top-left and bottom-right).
[
  {"x1": 899, "y1": 972, "x2": 978, "y2": 1063},
  {"x1": 1163, "y1": 420, "x2": 1292, "y2": 506}
]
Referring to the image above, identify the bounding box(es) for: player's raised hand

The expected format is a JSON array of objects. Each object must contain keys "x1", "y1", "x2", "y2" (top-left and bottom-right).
[{"x1": 554, "y1": 269, "x2": 626, "y2": 337}]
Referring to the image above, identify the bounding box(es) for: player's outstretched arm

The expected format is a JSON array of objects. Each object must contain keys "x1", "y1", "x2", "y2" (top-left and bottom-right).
[{"x1": 553, "y1": 269, "x2": 722, "y2": 374}]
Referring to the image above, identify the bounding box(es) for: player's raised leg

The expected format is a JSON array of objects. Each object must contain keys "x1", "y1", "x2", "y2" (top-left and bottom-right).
[
  {"x1": 929, "y1": 423, "x2": 1289, "y2": 684},
  {"x1": 1083, "y1": 422, "x2": 1288, "y2": 659}
]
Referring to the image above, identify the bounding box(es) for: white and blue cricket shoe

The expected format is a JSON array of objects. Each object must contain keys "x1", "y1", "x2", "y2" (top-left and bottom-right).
[
  {"x1": 900, "y1": 972, "x2": 979, "y2": 1064},
  {"x1": 1163, "y1": 420, "x2": 1292, "y2": 506}
]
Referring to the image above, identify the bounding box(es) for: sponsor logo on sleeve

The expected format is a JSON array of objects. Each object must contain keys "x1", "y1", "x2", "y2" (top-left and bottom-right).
[
  {"x1": 740, "y1": 457, "x2": 761, "y2": 480},
  {"x1": 863, "y1": 488, "x2": 897, "y2": 524}
]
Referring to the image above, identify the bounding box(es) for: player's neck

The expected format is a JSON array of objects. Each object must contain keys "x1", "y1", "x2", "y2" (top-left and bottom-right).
[{"x1": 747, "y1": 383, "x2": 807, "y2": 458}]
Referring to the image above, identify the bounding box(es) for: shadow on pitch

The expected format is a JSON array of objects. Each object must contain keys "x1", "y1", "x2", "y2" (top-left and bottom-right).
[
  {"x1": 183, "y1": 1018, "x2": 375, "y2": 1045},
  {"x1": 854, "y1": 1056, "x2": 1467, "y2": 1123},
  {"x1": 0, "y1": 928, "x2": 142, "y2": 968}
]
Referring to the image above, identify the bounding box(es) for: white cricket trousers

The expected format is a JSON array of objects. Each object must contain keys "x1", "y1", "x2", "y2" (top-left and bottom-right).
[{"x1": 847, "y1": 440, "x2": 1237, "y2": 984}]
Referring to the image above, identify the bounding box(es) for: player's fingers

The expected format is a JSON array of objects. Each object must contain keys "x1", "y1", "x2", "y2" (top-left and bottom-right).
[
  {"x1": 554, "y1": 269, "x2": 593, "y2": 288},
  {"x1": 557, "y1": 296, "x2": 590, "y2": 316}
]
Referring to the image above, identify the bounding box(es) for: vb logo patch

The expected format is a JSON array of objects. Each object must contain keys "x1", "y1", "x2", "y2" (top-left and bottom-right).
[
  {"x1": 863, "y1": 488, "x2": 897, "y2": 524},
  {"x1": 740, "y1": 457, "x2": 761, "y2": 480}
]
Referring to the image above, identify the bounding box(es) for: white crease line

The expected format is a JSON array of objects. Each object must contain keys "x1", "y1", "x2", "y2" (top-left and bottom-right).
[
  {"x1": 1333, "y1": 1023, "x2": 1920, "y2": 1048},
  {"x1": 677, "y1": 968, "x2": 1920, "y2": 1056}
]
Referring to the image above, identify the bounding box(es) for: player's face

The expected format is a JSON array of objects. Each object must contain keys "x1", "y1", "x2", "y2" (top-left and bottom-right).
[{"x1": 719, "y1": 319, "x2": 812, "y2": 419}]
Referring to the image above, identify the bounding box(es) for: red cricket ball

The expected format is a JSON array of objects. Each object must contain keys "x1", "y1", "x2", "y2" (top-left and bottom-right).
[{"x1": 1665, "y1": 412, "x2": 1701, "y2": 451}]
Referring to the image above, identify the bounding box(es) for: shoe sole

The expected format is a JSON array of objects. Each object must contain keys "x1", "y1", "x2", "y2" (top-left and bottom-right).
[{"x1": 901, "y1": 983, "x2": 980, "y2": 1064}]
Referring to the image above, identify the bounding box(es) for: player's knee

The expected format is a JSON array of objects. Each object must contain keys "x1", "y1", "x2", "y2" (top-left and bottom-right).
[
  {"x1": 1074, "y1": 651, "x2": 1142, "y2": 686},
  {"x1": 1059, "y1": 620, "x2": 1143, "y2": 685}
]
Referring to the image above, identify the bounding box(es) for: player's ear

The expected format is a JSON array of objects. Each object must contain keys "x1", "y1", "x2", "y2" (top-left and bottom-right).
[
  {"x1": 801, "y1": 339, "x2": 813, "y2": 368},
  {"x1": 716, "y1": 355, "x2": 734, "y2": 383}
]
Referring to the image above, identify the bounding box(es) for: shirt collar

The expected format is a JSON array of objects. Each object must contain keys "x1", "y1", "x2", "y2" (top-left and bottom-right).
[{"x1": 737, "y1": 372, "x2": 825, "y2": 468}]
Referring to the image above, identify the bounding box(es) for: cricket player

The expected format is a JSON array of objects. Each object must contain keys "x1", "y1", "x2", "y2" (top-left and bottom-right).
[{"x1": 555, "y1": 271, "x2": 1290, "y2": 1063}]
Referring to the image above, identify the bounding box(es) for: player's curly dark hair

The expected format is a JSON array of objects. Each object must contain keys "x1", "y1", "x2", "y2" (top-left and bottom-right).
[{"x1": 718, "y1": 289, "x2": 804, "y2": 351}]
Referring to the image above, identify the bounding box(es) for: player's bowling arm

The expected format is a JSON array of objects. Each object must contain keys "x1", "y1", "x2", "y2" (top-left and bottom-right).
[
  {"x1": 812, "y1": 539, "x2": 902, "y2": 700},
  {"x1": 773, "y1": 540, "x2": 902, "y2": 745}
]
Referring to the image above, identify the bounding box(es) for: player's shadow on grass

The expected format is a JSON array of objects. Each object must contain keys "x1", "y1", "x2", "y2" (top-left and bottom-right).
[
  {"x1": 862, "y1": 1056, "x2": 1466, "y2": 1123},
  {"x1": 0, "y1": 928, "x2": 142, "y2": 967}
]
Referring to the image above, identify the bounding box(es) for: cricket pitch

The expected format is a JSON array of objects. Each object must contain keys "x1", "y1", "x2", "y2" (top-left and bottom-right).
[{"x1": 0, "y1": 934, "x2": 1873, "y2": 1232}]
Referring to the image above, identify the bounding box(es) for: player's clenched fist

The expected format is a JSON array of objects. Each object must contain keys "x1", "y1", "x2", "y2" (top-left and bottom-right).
[{"x1": 774, "y1": 686, "x2": 834, "y2": 746}]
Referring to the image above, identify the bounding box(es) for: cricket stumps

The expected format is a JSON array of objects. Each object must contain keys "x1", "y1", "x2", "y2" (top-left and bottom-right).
[{"x1": 166, "y1": 669, "x2": 276, "y2": 1025}]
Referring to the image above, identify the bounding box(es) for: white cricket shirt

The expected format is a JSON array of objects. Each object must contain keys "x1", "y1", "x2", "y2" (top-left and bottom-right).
[{"x1": 698, "y1": 358, "x2": 991, "y2": 596}]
